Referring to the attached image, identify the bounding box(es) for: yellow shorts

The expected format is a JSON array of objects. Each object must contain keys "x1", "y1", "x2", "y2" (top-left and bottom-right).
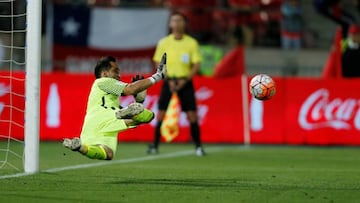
[{"x1": 80, "y1": 108, "x2": 129, "y2": 154}]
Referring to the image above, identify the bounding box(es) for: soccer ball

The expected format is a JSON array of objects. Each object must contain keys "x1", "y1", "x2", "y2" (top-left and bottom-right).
[{"x1": 249, "y1": 74, "x2": 276, "y2": 100}]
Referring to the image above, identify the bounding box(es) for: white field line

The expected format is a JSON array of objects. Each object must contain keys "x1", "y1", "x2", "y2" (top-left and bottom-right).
[{"x1": 0, "y1": 146, "x2": 227, "y2": 180}]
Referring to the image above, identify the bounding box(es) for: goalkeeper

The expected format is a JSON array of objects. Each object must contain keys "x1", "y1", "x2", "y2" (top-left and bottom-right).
[{"x1": 63, "y1": 54, "x2": 167, "y2": 160}]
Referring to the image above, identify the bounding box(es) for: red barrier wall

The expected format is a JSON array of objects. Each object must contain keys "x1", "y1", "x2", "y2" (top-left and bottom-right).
[{"x1": 1, "y1": 72, "x2": 360, "y2": 145}]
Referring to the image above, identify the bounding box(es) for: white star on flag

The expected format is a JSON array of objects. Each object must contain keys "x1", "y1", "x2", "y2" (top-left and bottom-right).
[{"x1": 61, "y1": 17, "x2": 81, "y2": 37}]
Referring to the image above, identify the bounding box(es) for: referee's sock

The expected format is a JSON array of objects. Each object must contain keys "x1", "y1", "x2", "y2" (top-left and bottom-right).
[
  {"x1": 190, "y1": 122, "x2": 201, "y2": 148},
  {"x1": 154, "y1": 121, "x2": 162, "y2": 149},
  {"x1": 147, "y1": 122, "x2": 162, "y2": 154}
]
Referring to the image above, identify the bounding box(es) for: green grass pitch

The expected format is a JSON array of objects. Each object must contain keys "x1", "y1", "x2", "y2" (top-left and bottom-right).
[{"x1": 1, "y1": 142, "x2": 360, "y2": 203}]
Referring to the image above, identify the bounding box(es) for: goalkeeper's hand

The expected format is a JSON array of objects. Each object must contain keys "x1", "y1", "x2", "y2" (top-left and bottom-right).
[
  {"x1": 132, "y1": 74, "x2": 144, "y2": 82},
  {"x1": 151, "y1": 53, "x2": 167, "y2": 83},
  {"x1": 132, "y1": 74, "x2": 146, "y2": 103}
]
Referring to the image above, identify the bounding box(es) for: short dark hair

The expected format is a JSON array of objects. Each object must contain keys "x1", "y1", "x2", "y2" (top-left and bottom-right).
[
  {"x1": 233, "y1": 26, "x2": 244, "y2": 44},
  {"x1": 168, "y1": 11, "x2": 188, "y2": 34},
  {"x1": 94, "y1": 56, "x2": 116, "y2": 78},
  {"x1": 170, "y1": 11, "x2": 188, "y2": 23}
]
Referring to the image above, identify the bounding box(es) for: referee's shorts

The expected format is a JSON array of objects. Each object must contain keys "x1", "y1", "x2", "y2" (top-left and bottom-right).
[{"x1": 158, "y1": 79, "x2": 197, "y2": 112}]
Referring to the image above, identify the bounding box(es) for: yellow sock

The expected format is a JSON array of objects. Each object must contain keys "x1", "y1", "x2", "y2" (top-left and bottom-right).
[
  {"x1": 132, "y1": 109, "x2": 154, "y2": 124},
  {"x1": 80, "y1": 145, "x2": 107, "y2": 160}
]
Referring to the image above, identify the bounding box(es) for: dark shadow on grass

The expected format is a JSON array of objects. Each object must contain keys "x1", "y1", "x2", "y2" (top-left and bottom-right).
[
  {"x1": 0, "y1": 193, "x2": 121, "y2": 203},
  {"x1": 109, "y1": 178, "x2": 360, "y2": 191},
  {"x1": 110, "y1": 178, "x2": 240, "y2": 188}
]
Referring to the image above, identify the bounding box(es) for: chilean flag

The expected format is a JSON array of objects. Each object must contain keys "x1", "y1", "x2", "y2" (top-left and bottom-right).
[{"x1": 52, "y1": 4, "x2": 169, "y2": 73}]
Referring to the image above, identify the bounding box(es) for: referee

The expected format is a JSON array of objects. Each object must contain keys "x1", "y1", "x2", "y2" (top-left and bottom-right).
[{"x1": 148, "y1": 12, "x2": 205, "y2": 156}]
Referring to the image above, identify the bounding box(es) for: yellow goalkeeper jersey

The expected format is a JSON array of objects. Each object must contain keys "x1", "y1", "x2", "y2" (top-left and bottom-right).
[
  {"x1": 153, "y1": 34, "x2": 202, "y2": 78},
  {"x1": 80, "y1": 77, "x2": 128, "y2": 153},
  {"x1": 85, "y1": 77, "x2": 126, "y2": 114}
]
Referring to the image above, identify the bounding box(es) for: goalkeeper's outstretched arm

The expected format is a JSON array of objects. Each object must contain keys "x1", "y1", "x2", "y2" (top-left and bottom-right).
[
  {"x1": 130, "y1": 75, "x2": 146, "y2": 103},
  {"x1": 122, "y1": 53, "x2": 167, "y2": 96},
  {"x1": 122, "y1": 77, "x2": 157, "y2": 96}
]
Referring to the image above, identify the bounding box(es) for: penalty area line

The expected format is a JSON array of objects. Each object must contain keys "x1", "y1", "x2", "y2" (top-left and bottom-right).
[
  {"x1": 0, "y1": 146, "x2": 226, "y2": 180},
  {"x1": 44, "y1": 146, "x2": 225, "y2": 173}
]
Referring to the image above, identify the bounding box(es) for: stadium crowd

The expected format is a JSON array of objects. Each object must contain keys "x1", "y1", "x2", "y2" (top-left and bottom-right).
[{"x1": 1, "y1": 0, "x2": 360, "y2": 77}]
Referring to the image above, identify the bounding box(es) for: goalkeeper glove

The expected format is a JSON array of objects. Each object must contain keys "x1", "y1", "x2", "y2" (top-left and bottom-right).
[
  {"x1": 150, "y1": 53, "x2": 167, "y2": 83},
  {"x1": 132, "y1": 74, "x2": 146, "y2": 103}
]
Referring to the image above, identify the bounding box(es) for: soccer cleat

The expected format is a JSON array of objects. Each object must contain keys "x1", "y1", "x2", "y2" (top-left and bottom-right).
[
  {"x1": 116, "y1": 103, "x2": 144, "y2": 119},
  {"x1": 195, "y1": 147, "x2": 206, "y2": 156},
  {"x1": 147, "y1": 145, "x2": 159, "y2": 154},
  {"x1": 63, "y1": 137, "x2": 81, "y2": 151}
]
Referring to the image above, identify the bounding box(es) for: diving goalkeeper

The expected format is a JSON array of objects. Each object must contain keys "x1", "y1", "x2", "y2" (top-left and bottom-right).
[{"x1": 63, "y1": 53, "x2": 167, "y2": 160}]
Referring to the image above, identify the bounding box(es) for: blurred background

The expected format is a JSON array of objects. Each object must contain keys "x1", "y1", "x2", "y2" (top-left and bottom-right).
[{"x1": 2, "y1": 0, "x2": 360, "y2": 77}]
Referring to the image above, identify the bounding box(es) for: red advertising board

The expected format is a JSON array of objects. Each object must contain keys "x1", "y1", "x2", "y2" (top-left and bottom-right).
[
  {"x1": 1, "y1": 72, "x2": 360, "y2": 145},
  {"x1": 37, "y1": 73, "x2": 245, "y2": 143},
  {"x1": 0, "y1": 72, "x2": 25, "y2": 139},
  {"x1": 283, "y1": 78, "x2": 360, "y2": 145}
]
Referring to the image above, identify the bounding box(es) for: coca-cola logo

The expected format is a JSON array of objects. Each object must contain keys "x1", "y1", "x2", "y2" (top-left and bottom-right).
[{"x1": 299, "y1": 88, "x2": 360, "y2": 130}]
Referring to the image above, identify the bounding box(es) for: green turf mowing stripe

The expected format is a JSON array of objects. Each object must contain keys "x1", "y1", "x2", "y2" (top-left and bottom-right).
[{"x1": 0, "y1": 146, "x2": 226, "y2": 179}]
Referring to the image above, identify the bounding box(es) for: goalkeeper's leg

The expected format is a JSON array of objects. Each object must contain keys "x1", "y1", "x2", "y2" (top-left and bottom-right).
[
  {"x1": 116, "y1": 103, "x2": 154, "y2": 126},
  {"x1": 63, "y1": 138, "x2": 113, "y2": 160},
  {"x1": 79, "y1": 144, "x2": 113, "y2": 160},
  {"x1": 131, "y1": 108, "x2": 154, "y2": 125}
]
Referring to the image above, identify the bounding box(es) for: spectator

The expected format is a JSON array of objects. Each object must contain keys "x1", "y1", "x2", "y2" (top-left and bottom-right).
[
  {"x1": 228, "y1": 0, "x2": 258, "y2": 26},
  {"x1": 88, "y1": 0, "x2": 120, "y2": 7},
  {"x1": 213, "y1": 26, "x2": 245, "y2": 78},
  {"x1": 341, "y1": 24, "x2": 360, "y2": 77},
  {"x1": 281, "y1": 0, "x2": 303, "y2": 50},
  {"x1": 313, "y1": 0, "x2": 355, "y2": 38}
]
